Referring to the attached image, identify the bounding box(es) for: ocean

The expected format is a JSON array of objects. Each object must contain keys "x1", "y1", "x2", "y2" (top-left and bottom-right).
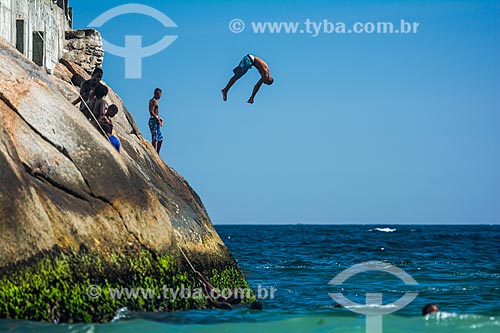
[{"x1": 1, "y1": 225, "x2": 499, "y2": 332}]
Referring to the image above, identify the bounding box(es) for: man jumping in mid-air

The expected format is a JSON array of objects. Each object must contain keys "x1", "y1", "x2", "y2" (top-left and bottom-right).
[{"x1": 221, "y1": 54, "x2": 274, "y2": 104}]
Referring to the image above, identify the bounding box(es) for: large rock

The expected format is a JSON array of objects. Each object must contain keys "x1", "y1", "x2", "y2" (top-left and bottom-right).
[
  {"x1": 0, "y1": 36, "x2": 249, "y2": 322},
  {"x1": 63, "y1": 29, "x2": 104, "y2": 75}
]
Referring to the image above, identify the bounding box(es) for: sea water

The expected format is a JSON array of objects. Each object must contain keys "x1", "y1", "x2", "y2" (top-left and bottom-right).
[{"x1": 1, "y1": 225, "x2": 499, "y2": 332}]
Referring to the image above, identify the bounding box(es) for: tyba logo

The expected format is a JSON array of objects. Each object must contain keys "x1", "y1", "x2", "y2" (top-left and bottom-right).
[
  {"x1": 329, "y1": 261, "x2": 419, "y2": 333},
  {"x1": 89, "y1": 3, "x2": 177, "y2": 79}
]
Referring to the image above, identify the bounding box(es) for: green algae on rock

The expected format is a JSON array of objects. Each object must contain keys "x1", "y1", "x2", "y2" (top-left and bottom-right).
[{"x1": 0, "y1": 247, "x2": 252, "y2": 323}]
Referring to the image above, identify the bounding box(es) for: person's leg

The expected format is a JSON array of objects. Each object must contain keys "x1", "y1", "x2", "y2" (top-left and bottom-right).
[
  {"x1": 156, "y1": 125, "x2": 164, "y2": 154},
  {"x1": 222, "y1": 56, "x2": 251, "y2": 101},
  {"x1": 200, "y1": 281, "x2": 211, "y2": 298},
  {"x1": 149, "y1": 118, "x2": 157, "y2": 150},
  {"x1": 212, "y1": 301, "x2": 233, "y2": 310},
  {"x1": 151, "y1": 127, "x2": 157, "y2": 150},
  {"x1": 156, "y1": 140, "x2": 163, "y2": 154},
  {"x1": 222, "y1": 75, "x2": 238, "y2": 101}
]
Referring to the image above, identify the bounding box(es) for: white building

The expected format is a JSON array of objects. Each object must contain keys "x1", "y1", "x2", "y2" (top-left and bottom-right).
[{"x1": 0, "y1": 0, "x2": 72, "y2": 72}]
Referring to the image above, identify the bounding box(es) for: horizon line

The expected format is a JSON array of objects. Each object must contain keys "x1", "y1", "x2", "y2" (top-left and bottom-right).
[{"x1": 213, "y1": 222, "x2": 499, "y2": 226}]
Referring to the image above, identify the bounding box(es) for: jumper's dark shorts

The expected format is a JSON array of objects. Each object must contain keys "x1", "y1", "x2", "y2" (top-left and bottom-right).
[
  {"x1": 233, "y1": 54, "x2": 254, "y2": 79},
  {"x1": 148, "y1": 117, "x2": 163, "y2": 142}
]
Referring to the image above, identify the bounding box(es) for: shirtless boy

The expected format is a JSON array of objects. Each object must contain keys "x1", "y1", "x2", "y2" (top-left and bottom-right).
[{"x1": 222, "y1": 54, "x2": 274, "y2": 104}]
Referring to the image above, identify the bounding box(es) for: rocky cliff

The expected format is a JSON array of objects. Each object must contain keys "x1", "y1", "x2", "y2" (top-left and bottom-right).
[{"x1": 0, "y1": 33, "x2": 249, "y2": 322}]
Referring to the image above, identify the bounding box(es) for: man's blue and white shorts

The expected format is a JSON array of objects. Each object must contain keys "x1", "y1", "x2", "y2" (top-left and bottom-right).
[
  {"x1": 148, "y1": 117, "x2": 163, "y2": 142},
  {"x1": 233, "y1": 54, "x2": 254, "y2": 79}
]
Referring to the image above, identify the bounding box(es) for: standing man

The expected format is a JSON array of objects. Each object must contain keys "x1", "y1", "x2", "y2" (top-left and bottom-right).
[
  {"x1": 148, "y1": 88, "x2": 164, "y2": 154},
  {"x1": 221, "y1": 54, "x2": 274, "y2": 104}
]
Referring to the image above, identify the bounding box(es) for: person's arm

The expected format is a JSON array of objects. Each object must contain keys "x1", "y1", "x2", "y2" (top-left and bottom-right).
[
  {"x1": 99, "y1": 101, "x2": 107, "y2": 118},
  {"x1": 247, "y1": 78, "x2": 264, "y2": 104},
  {"x1": 148, "y1": 100, "x2": 154, "y2": 117},
  {"x1": 195, "y1": 271, "x2": 216, "y2": 291},
  {"x1": 195, "y1": 271, "x2": 228, "y2": 301},
  {"x1": 72, "y1": 82, "x2": 87, "y2": 105},
  {"x1": 88, "y1": 88, "x2": 95, "y2": 103}
]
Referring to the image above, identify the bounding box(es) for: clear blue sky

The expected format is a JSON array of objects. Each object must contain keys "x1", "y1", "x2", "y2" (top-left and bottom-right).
[{"x1": 72, "y1": 0, "x2": 500, "y2": 224}]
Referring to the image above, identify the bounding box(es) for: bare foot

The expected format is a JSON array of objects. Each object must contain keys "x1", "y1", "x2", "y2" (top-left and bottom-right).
[
  {"x1": 221, "y1": 89, "x2": 227, "y2": 101},
  {"x1": 247, "y1": 98, "x2": 254, "y2": 104}
]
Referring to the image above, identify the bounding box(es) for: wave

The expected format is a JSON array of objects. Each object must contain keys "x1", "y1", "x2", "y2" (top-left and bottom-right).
[
  {"x1": 111, "y1": 307, "x2": 129, "y2": 322},
  {"x1": 369, "y1": 227, "x2": 397, "y2": 233},
  {"x1": 3, "y1": 312, "x2": 498, "y2": 333}
]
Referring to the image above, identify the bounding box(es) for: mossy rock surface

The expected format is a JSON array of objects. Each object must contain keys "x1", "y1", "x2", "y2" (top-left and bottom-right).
[{"x1": 0, "y1": 247, "x2": 252, "y2": 323}]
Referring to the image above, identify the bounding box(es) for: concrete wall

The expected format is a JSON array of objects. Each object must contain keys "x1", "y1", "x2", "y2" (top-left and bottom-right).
[{"x1": 0, "y1": 0, "x2": 71, "y2": 72}]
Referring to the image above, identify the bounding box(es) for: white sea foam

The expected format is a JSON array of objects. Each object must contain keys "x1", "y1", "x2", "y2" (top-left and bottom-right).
[
  {"x1": 111, "y1": 307, "x2": 129, "y2": 322},
  {"x1": 346, "y1": 303, "x2": 398, "y2": 309},
  {"x1": 370, "y1": 227, "x2": 397, "y2": 233}
]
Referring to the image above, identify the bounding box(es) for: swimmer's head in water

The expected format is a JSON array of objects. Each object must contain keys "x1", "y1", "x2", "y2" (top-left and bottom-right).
[
  {"x1": 250, "y1": 301, "x2": 263, "y2": 310},
  {"x1": 422, "y1": 303, "x2": 439, "y2": 316}
]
